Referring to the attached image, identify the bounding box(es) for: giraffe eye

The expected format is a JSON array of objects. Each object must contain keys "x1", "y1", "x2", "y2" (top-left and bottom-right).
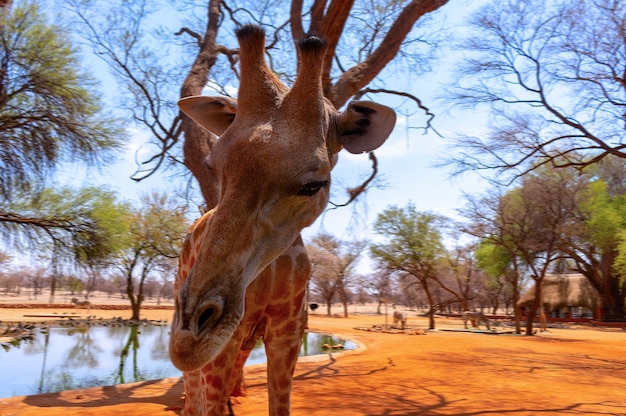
[{"x1": 298, "y1": 180, "x2": 328, "y2": 196}]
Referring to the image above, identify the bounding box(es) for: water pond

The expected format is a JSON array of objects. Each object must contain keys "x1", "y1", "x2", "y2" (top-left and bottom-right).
[{"x1": 0, "y1": 324, "x2": 355, "y2": 398}]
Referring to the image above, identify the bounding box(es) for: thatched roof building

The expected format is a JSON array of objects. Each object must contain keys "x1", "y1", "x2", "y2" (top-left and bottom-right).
[{"x1": 517, "y1": 274, "x2": 602, "y2": 310}]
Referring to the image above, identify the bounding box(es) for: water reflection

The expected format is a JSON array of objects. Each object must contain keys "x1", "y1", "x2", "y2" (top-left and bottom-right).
[{"x1": 0, "y1": 325, "x2": 354, "y2": 398}]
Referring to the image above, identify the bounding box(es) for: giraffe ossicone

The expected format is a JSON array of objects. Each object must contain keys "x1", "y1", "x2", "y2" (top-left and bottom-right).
[{"x1": 170, "y1": 24, "x2": 396, "y2": 415}]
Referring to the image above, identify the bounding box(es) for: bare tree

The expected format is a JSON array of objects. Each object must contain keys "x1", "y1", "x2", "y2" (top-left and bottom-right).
[
  {"x1": 307, "y1": 242, "x2": 339, "y2": 316},
  {"x1": 306, "y1": 233, "x2": 365, "y2": 317},
  {"x1": 366, "y1": 263, "x2": 396, "y2": 314},
  {"x1": 442, "y1": 0, "x2": 626, "y2": 184}
]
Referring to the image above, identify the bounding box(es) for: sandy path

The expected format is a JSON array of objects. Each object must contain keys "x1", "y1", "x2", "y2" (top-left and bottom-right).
[{"x1": 1, "y1": 307, "x2": 625, "y2": 415}]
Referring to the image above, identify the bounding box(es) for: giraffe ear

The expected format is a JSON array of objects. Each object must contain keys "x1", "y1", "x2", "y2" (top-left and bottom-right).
[
  {"x1": 178, "y1": 96, "x2": 238, "y2": 136},
  {"x1": 336, "y1": 101, "x2": 396, "y2": 154}
]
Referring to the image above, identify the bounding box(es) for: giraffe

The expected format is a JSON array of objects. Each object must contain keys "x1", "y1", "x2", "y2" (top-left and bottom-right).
[{"x1": 169, "y1": 24, "x2": 396, "y2": 415}]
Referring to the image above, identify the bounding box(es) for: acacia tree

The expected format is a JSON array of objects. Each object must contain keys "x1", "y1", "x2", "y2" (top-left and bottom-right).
[
  {"x1": 440, "y1": 237, "x2": 483, "y2": 312},
  {"x1": 113, "y1": 192, "x2": 188, "y2": 320},
  {"x1": 366, "y1": 263, "x2": 396, "y2": 314},
  {"x1": 567, "y1": 159, "x2": 626, "y2": 319},
  {"x1": 474, "y1": 242, "x2": 516, "y2": 315},
  {"x1": 0, "y1": 1, "x2": 121, "y2": 200},
  {"x1": 371, "y1": 204, "x2": 448, "y2": 329},
  {"x1": 443, "y1": 0, "x2": 626, "y2": 183},
  {"x1": 0, "y1": 186, "x2": 131, "y2": 302},
  {"x1": 0, "y1": 2, "x2": 123, "y2": 269},
  {"x1": 64, "y1": 0, "x2": 448, "y2": 210}
]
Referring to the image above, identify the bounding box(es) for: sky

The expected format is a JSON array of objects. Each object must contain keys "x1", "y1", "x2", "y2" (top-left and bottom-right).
[{"x1": 53, "y1": 0, "x2": 491, "y2": 271}]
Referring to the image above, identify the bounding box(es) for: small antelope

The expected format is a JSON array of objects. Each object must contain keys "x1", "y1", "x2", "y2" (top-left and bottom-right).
[{"x1": 71, "y1": 297, "x2": 92, "y2": 311}]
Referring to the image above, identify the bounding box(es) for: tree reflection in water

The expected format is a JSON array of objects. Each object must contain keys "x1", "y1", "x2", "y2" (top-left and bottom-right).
[
  {"x1": 1, "y1": 325, "x2": 353, "y2": 398},
  {"x1": 115, "y1": 324, "x2": 140, "y2": 385}
]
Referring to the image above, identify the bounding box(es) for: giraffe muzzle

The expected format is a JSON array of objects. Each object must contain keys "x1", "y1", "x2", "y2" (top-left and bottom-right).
[
  {"x1": 195, "y1": 300, "x2": 224, "y2": 337},
  {"x1": 170, "y1": 281, "x2": 245, "y2": 371}
]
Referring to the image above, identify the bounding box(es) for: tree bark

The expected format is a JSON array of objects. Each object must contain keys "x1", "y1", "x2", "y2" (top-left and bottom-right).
[{"x1": 179, "y1": 0, "x2": 222, "y2": 209}]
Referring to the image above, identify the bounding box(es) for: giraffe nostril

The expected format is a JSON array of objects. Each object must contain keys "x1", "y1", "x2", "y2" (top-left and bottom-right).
[{"x1": 197, "y1": 301, "x2": 223, "y2": 335}]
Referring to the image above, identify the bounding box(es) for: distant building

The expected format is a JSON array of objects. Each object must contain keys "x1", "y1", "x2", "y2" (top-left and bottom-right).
[{"x1": 517, "y1": 274, "x2": 602, "y2": 320}]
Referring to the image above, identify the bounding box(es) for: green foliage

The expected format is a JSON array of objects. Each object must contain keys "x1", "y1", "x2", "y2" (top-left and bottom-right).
[
  {"x1": 580, "y1": 181, "x2": 626, "y2": 252},
  {"x1": 0, "y1": 185, "x2": 130, "y2": 268},
  {"x1": 475, "y1": 241, "x2": 511, "y2": 279},
  {"x1": 0, "y1": 1, "x2": 122, "y2": 200},
  {"x1": 370, "y1": 203, "x2": 446, "y2": 275}
]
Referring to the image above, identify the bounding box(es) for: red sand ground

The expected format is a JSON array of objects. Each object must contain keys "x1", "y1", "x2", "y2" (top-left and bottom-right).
[{"x1": 1, "y1": 306, "x2": 625, "y2": 416}]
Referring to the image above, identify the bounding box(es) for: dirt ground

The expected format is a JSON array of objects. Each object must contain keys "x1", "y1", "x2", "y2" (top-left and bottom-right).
[{"x1": 1, "y1": 303, "x2": 625, "y2": 416}]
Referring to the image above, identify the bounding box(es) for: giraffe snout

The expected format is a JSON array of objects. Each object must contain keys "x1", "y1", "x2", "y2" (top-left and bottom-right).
[
  {"x1": 195, "y1": 300, "x2": 224, "y2": 336},
  {"x1": 170, "y1": 281, "x2": 245, "y2": 371}
]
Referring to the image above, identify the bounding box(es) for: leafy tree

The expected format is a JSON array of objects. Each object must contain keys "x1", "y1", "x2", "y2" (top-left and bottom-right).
[
  {"x1": 0, "y1": 186, "x2": 131, "y2": 301},
  {"x1": 113, "y1": 191, "x2": 188, "y2": 320},
  {"x1": 444, "y1": 0, "x2": 626, "y2": 183},
  {"x1": 0, "y1": 1, "x2": 121, "y2": 200},
  {"x1": 474, "y1": 242, "x2": 515, "y2": 314},
  {"x1": 74, "y1": 189, "x2": 132, "y2": 299},
  {"x1": 0, "y1": 1, "x2": 123, "y2": 270},
  {"x1": 569, "y1": 174, "x2": 626, "y2": 319},
  {"x1": 370, "y1": 203, "x2": 448, "y2": 329}
]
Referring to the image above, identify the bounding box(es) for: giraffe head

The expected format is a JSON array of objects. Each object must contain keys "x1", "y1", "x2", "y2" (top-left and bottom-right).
[{"x1": 169, "y1": 24, "x2": 395, "y2": 371}]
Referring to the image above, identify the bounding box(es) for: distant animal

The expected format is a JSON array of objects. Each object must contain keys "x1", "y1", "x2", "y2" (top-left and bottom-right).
[
  {"x1": 309, "y1": 303, "x2": 319, "y2": 314},
  {"x1": 393, "y1": 310, "x2": 407, "y2": 330},
  {"x1": 71, "y1": 298, "x2": 92, "y2": 311},
  {"x1": 462, "y1": 311, "x2": 490, "y2": 330}
]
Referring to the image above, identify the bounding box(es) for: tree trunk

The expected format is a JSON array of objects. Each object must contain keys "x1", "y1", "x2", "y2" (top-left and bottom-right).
[
  {"x1": 422, "y1": 279, "x2": 436, "y2": 330},
  {"x1": 48, "y1": 273, "x2": 57, "y2": 304},
  {"x1": 512, "y1": 285, "x2": 522, "y2": 334},
  {"x1": 179, "y1": 0, "x2": 222, "y2": 209},
  {"x1": 338, "y1": 290, "x2": 349, "y2": 317},
  {"x1": 525, "y1": 281, "x2": 543, "y2": 336}
]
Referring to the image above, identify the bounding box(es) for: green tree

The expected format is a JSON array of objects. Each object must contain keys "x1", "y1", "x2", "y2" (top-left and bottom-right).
[
  {"x1": 474, "y1": 238, "x2": 523, "y2": 333},
  {"x1": 0, "y1": 1, "x2": 123, "y2": 269},
  {"x1": 75, "y1": 189, "x2": 132, "y2": 299},
  {"x1": 370, "y1": 203, "x2": 448, "y2": 329},
  {"x1": 113, "y1": 192, "x2": 188, "y2": 320},
  {"x1": 474, "y1": 242, "x2": 514, "y2": 312},
  {"x1": 569, "y1": 177, "x2": 626, "y2": 319},
  {"x1": 0, "y1": 1, "x2": 121, "y2": 199},
  {"x1": 0, "y1": 186, "x2": 130, "y2": 301},
  {"x1": 462, "y1": 166, "x2": 588, "y2": 334}
]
